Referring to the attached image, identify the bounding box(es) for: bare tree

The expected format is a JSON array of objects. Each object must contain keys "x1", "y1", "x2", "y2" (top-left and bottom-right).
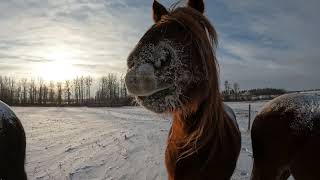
[
  {"x1": 21, "y1": 78, "x2": 28, "y2": 104},
  {"x1": 43, "y1": 83, "x2": 48, "y2": 105},
  {"x1": 29, "y1": 79, "x2": 36, "y2": 105},
  {"x1": 80, "y1": 77, "x2": 85, "y2": 104},
  {"x1": 49, "y1": 81, "x2": 55, "y2": 104},
  {"x1": 223, "y1": 80, "x2": 231, "y2": 101},
  {"x1": 85, "y1": 76, "x2": 93, "y2": 103},
  {"x1": 38, "y1": 78, "x2": 44, "y2": 104},
  {"x1": 57, "y1": 82, "x2": 62, "y2": 105},
  {"x1": 73, "y1": 77, "x2": 80, "y2": 104},
  {"x1": 64, "y1": 80, "x2": 71, "y2": 105},
  {"x1": 233, "y1": 82, "x2": 240, "y2": 101},
  {"x1": 0, "y1": 75, "x2": 133, "y2": 106}
]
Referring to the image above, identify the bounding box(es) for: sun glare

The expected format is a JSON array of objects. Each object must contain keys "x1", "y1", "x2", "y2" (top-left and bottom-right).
[{"x1": 35, "y1": 51, "x2": 84, "y2": 82}]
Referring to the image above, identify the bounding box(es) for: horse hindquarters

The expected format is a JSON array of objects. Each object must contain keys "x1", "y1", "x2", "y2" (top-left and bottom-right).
[
  {"x1": 9, "y1": 122, "x2": 27, "y2": 180},
  {"x1": 0, "y1": 117, "x2": 27, "y2": 180},
  {"x1": 290, "y1": 123, "x2": 320, "y2": 180},
  {"x1": 250, "y1": 114, "x2": 291, "y2": 180}
]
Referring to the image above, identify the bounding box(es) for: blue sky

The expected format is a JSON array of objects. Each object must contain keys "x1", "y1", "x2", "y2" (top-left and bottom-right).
[{"x1": 0, "y1": 0, "x2": 319, "y2": 90}]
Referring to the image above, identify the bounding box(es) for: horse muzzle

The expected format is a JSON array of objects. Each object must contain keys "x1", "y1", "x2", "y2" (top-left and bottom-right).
[{"x1": 125, "y1": 63, "x2": 160, "y2": 96}]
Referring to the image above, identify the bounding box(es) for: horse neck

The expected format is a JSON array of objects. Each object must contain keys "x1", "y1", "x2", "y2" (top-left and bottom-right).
[
  {"x1": 171, "y1": 112, "x2": 200, "y2": 139},
  {"x1": 170, "y1": 113, "x2": 190, "y2": 141},
  {"x1": 170, "y1": 99, "x2": 215, "y2": 147}
]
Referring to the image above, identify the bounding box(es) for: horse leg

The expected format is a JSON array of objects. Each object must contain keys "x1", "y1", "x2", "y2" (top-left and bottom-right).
[
  {"x1": 279, "y1": 169, "x2": 291, "y2": 180},
  {"x1": 250, "y1": 136, "x2": 291, "y2": 180},
  {"x1": 290, "y1": 130, "x2": 320, "y2": 180},
  {"x1": 251, "y1": 159, "x2": 290, "y2": 180},
  {"x1": 6, "y1": 167, "x2": 27, "y2": 180}
]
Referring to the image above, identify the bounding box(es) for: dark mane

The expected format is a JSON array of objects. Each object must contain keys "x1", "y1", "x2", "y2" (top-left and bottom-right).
[{"x1": 160, "y1": 7, "x2": 230, "y2": 160}]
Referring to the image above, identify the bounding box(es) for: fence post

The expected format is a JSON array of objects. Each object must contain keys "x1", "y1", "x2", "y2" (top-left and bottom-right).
[{"x1": 248, "y1": 104, "x2": 251, "y2": 132}]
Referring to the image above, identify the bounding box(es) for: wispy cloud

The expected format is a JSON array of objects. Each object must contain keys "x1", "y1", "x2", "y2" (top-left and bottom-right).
[
  {"x1": 0, "y1": 0, "x2": 153, "y2": 78},
  {"x1": 205, "y1": 0, "x2": 320, "y2": 90}
]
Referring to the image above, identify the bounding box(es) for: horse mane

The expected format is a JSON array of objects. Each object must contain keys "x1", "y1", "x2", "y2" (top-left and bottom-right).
[{"x1": 160, "y1": 7, "x2": 231, "y2": 161}]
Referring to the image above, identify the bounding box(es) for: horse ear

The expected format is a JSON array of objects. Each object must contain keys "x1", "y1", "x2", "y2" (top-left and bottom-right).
[
  {"x1": 153, "y1": 0, "x2": 168, "y2": 23},
  {"x1": 188, "y1": 0, "x2": 205, "y2": 13}
]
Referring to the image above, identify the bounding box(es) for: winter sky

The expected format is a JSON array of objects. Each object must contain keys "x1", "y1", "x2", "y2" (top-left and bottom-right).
[{"x1": 0, "y1": 0, "x2": 319, "y2": 90}]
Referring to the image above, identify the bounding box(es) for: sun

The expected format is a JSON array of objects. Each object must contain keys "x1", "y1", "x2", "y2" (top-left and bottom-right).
[{"x1": 35, "y1": 52, "x2": 84, "y2": 81}]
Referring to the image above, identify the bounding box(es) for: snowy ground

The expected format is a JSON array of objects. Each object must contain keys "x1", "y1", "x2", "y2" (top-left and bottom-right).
[{"x1": 11, "y1": 101, "x2": 275, "y2": 180}]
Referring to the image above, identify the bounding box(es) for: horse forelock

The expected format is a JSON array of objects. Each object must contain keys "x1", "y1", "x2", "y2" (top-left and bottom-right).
[
  {"x1": 160, "y1": 7, "x2": 226, "y2": 161},
  {"x1": 161, "y1": 7, "x2": 220, "y2": 102}
]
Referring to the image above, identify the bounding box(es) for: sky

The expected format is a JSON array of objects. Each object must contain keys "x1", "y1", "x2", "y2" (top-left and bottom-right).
[{"x1": 0, "y1": 0, "x2": 319, "y2": 90}]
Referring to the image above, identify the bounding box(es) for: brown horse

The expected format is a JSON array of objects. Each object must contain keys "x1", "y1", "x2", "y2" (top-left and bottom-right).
[
  {"x1": 125, "y1": 0, "x2": 241, "y2": 179},
  {"x1": 251, "y1": 93, "x2": 320, "y2": 180},
  {"x1": 0, "y1": 100, "x2": 27, "y2": 180}
]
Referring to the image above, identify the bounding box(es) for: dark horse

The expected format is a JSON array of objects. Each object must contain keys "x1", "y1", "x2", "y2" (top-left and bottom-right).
[
  {"x1": 251, "y1": 93, "x2": 320, "y2": 180},
  {"x1": 0, "y1": 100, "x2": 27, "y2": 180},
  {"x1": 125, "y1": 0, "x2": 241, "y2": 179}
]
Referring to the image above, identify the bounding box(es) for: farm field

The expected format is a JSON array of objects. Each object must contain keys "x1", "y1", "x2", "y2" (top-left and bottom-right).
[{"x1": 12, "y1": 100, "x2": 285, "y2": 180}]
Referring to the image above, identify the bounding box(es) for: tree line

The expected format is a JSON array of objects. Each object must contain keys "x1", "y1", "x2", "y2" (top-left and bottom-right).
[
  {"x1": 222, "y1": 80, "x2": 241, "y2": 101},
  {"x1": 244, "y1": 88, "x2": 286, "y2": 96},
  {"x1": 0, "y1": 76, "x2": 288, "y2": 106},
  {"x1": 0, "y1": 74, "x2": 133, "y2": 107},
  {"x1": 222, "y1": 80, "x2": 286, "y2": 101}
]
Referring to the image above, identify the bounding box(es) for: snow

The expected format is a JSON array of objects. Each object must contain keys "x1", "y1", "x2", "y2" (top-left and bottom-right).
[
  {"x1": 15, "y1": 107, "x2": 169, "y2": 180},
  {"x1": 226, "y1": 101, "x2": 266, "y2": 180},
  {"x1": 300, "y1": 90, "x2": 320, "y2": 95},
  {"x1": 11, "y1": 101, "x2": 290, "y2": 180}
]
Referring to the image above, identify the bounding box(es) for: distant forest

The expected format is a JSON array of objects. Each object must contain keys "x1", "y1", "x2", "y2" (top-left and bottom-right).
[
  {"x1": 221, "y1": 80, "x2": 287, "y2": 101},
  {"x1": 0, "y1": 76, "x2": 291, "y2": 107},
  {"x1": 0, "y1": 74, "x2": 133, "y2": 107}
]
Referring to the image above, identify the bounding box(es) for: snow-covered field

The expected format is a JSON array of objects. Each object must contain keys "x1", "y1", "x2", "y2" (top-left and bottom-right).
[{"x1": 12, "y1": 101, "x2": 269, "y2": 180}]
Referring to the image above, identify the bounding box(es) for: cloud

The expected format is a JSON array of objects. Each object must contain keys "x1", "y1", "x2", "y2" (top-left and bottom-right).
[
  {"x1": 203, "y1": 0, "x2": 320, "y2": 90},
  {"x1": 0, "y1": 0, "x2": 319, "y2": 90},
  {"x1": 73, "y1": 63, "x2": 126, "y2": 76},
  {"x1": 0, "y1": 0, "x2": 152, "y2": 72}
]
